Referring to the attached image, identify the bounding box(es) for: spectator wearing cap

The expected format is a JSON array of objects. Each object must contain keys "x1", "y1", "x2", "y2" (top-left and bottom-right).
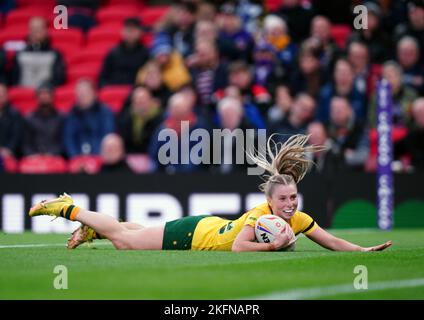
[
  {"x1": 395, "y1": 0, "x2": 424, "y2": 65},
  {"x1": 137, "y1": 33, "x2": 191, "y2": 92},
  {"x1": 11, "y1": 17, "x2": 66, "y2": 88},
  {"x1": 0, "y1": 83, "x2": 23, "y2": 159},
  {"x1": 22, "y1": 83, "x2": 64, "y2": 156},
  {"x1": 98, "y1": 17, "x2": 150, "y2": 88},
  {"x1": 347, "y1": 2, "x2": 394, "y2": 64},
  {"x1": 63, "y1": 79, "x2": 115, "y2": 158},
  {"x1": 159, "y1": 1, "x2": 197, "y2": 57},
  {"x1": 216, "y1": 2, "x2": 255, "y2": 63},
  {"x1": 396, "y1": 36, "x2": 424, "y2": 95}
]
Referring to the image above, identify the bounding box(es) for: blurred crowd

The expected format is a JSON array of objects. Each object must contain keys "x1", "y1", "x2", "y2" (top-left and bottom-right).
[{"x1": 0, "y1": 0, "x2": 423, "y2": 174}]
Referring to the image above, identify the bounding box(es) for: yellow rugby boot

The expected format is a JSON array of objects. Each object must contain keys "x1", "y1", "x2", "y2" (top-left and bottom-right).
[
  {"x1": 29, "y1": 193, "x2": 79, "y2": 220},
  {"x1": 67, "y1": 224, "x2": 97, "y2": 249}
]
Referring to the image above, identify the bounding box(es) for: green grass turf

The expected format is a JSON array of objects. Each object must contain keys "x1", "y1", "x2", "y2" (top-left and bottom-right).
[{"x1": 0, "y1": 229, "x2": 423, "y2": 300}]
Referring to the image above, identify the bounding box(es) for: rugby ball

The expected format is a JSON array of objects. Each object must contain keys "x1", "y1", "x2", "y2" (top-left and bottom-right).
[{"x1": 255, "y1": 214, "x2": 296, "y2": 250}]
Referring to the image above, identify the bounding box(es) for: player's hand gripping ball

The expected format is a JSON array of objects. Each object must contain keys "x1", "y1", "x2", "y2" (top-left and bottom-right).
[{"x1": 255, "y1": 214, "x2": 296, "y2": 251}]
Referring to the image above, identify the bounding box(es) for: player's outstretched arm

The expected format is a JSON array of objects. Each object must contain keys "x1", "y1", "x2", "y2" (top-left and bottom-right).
[{"x1": 306, "y1": 226, "x2": 392, "y2": 252}]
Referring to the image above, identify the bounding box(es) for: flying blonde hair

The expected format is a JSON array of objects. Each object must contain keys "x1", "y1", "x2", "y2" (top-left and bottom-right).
[{"x1": 248, "y1": 134, "x2": 327, "y2": 198}]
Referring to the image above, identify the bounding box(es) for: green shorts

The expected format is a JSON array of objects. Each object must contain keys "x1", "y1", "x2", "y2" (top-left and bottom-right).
[{"x1": 162, "y1": 215, "x2": 208, "y2": 250}]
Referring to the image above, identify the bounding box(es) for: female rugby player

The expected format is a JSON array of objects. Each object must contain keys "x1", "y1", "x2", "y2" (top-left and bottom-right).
[{"x1": 29, "y1": 134, "x2": 392, "y2": 252}]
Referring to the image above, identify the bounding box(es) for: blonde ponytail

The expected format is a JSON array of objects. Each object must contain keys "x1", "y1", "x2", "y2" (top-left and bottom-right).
[{"x1": 248, "y1": 134, "x2": 327, "y2": 197}]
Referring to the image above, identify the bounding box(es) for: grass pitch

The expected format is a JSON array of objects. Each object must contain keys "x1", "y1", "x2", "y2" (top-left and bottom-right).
[{"x1": 0, "y1": 229, "x2": 423, "y2": 300}]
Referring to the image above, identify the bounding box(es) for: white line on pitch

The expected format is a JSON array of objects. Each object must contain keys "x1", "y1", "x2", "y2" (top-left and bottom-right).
[
  {"x1": 0, "y1": 242, "x2": 112, "y2": 249},
  {"x1": 245, "y1": 278, "x2": 424, "y2": 300}
]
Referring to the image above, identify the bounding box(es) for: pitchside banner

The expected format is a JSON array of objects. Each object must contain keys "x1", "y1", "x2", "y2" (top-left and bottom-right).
[{"x1": 376, "y1": 80, "x2": 394, "y2": 230}]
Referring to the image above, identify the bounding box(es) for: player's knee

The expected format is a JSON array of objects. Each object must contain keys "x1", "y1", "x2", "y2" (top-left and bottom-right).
[{"x1": 110, "y1": 231, "x2": 132, "y2": 250}]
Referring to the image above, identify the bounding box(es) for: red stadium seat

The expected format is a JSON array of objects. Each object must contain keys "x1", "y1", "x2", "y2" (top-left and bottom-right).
[
  {"x1": 3, "y1": 156, "x2": 18, "y2": 173},
  {"x1": 86, "y1": 25, "x2": 122, "y2": 49},
  {"x1": 106, "y1": 0, "x2": 144, "y2": 6},
  {"x1": 68, "y1": 47, "x2": 109, "y2": 70},
  {"x1": 264, "y1": 0, "x2": 282, "y2": 12},
  {"x1": 139, "y1": 6, "x2": 170, "y2": 27},
  {"x1": 331, "y1": 24, "x2": 352, "y2": 49},
  {"x1": 68, "y1": 155, "x2": 103, "y2": 174},
  {"x1": 49, "y1": 28, "x2": 84, "y2": 51},
  {"x1": 8, "y1": 87, "x2": 37, "y2": 115},
  {"x1": 126, "y1": 153, "x2": 153, "y2": 173},
  {"x1": 67, "y1": 63, "x2": 101, "y2": 85},
  {"x1": 0, "y1": 25, "x2": 27, "y2": 50},
  {"x1": 54, "y1": 85, "x2": 76, "y2": 114},
  {"x1": 99, "y1": 85, "x2": 132, "y2": 114},
  {"x1": 5, "y1": 7, "x2": 52, "y2": 28},
  {"x1": 96, "y1": 5, "x2": 141, "y2": 25},
  {"x1": 19, "y1": 155, "x2": 68, "y2": 174},
  {"x1": 17, "y1": 0, "x2": 56, "y2": 8},
  {"x1": 366, "y1": 127, "x2": 409, "y2": 172}
]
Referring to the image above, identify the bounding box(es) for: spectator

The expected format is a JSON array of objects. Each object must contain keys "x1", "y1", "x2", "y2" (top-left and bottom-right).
[
  {"x1": 99, "y1": 17, "x2": 149, "y2": 88},
  {"x1": 253, "y1": 41, "x2": 287, "y2": 93},
  {"x1": 347, "y1": 41, "x2": 372, "y2": 97},
  {"x1": 395, "y1": 98, "x2": 424, "y2": 170},
  {"x1": 316, "y1": 58, "x2": 367, "y2": 124},
  {"x1": 306, "y1": 121, "x2": 338, "y2": 174},
  {"x1": 211, "y1": 96, "x2": 256, "y2": 174},
  {"x1": 394, "y1": 0, "x2": 424, "y2": 65},
  {"x1": 396, "y1": 36, "x2": 424, "y2": 95},
  {"x1": 0, "y1": 83, "x2": 22, "y2": 158},
  {"x1": 268, "y1": 93, "x2": 316, "y2": 143},
  {"x1": 347, "y1": 2, "x2": 394, "y2": 64},
  {"x1": 118, "y1": 86, "x2": 163, "y2": 154},
  {"x1": 159, "y1": 1, "x2": 197, "y2": 57},
  {"x1": 368, "y1": 61, "x2": 418, "y2": 129},
  {"x1": 135, "y1": 61, "x2": 171, "y2": 107},
  {"x1": 275, "y1": 0, "x2": 314, "y2": 44},
  {"x1": 290, "y1": 44, "x2": 327, "y2": 98},
  {"x1": 222, "y1": 60, "x2": 271, "y2": 118},
  {"x1": 63, "y1": 79, "x2": 115, "y2": 158},
  {"x1": 149, "y1": 92, "x2": 209, "y2": 173},
  {"x1": 56, "y1": 0, "x2": 100, "y2": 32},
  {"x1": 188, "y1": 40, "x2": 228, "y2": 110},
  {"x1": 216, "y1": 2, "x2": 254, "y2": 63},
  {"x1": 138, "y1": 33, "x2": 191, "y2": 92},
  {"x1": 22, "y1": 83, "x2": 64, "y2": 156},
  {"x1": 11, "y1": 17, "x2": 66, "y2": 88},
  {"x1": 99, "y1": 133, "x2": 133, "y2": 173},
  {"x1": 262, "y1": 15, "x2": 297, "y2": 72},
  {"x1": 309, "y1": 16, "x2": 341, "y2": 73},
  {"x1": 267, "y1": 85, "x2": 293, "y2": 125},
  {"x1": 0, "y1": 48, "x2": 7, "y2": 84},
  {"x1": 327, "y1": 96, "x2": 369, "y2": 171}
]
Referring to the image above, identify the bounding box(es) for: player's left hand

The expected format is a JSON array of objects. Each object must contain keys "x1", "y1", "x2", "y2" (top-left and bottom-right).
[{"x1": 361, "y1": 240, "x2": 392, "y2": 252}]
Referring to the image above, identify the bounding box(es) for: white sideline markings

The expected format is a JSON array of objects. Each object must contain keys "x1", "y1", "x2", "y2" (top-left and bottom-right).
[
  {"x1": 246, "y1": 278, "x2": 424, "y2": 300},
  {"x1": 0, "y1": 242, "x2": 112, "y2": 249}
]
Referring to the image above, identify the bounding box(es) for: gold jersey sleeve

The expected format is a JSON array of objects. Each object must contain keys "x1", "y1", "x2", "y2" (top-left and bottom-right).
[
  {"x1": 191, "y1": 203, "x2": 271, "y2": 251},
  {"x1": 191, "y1": 203, "x2": 318, "y2": 251}
]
